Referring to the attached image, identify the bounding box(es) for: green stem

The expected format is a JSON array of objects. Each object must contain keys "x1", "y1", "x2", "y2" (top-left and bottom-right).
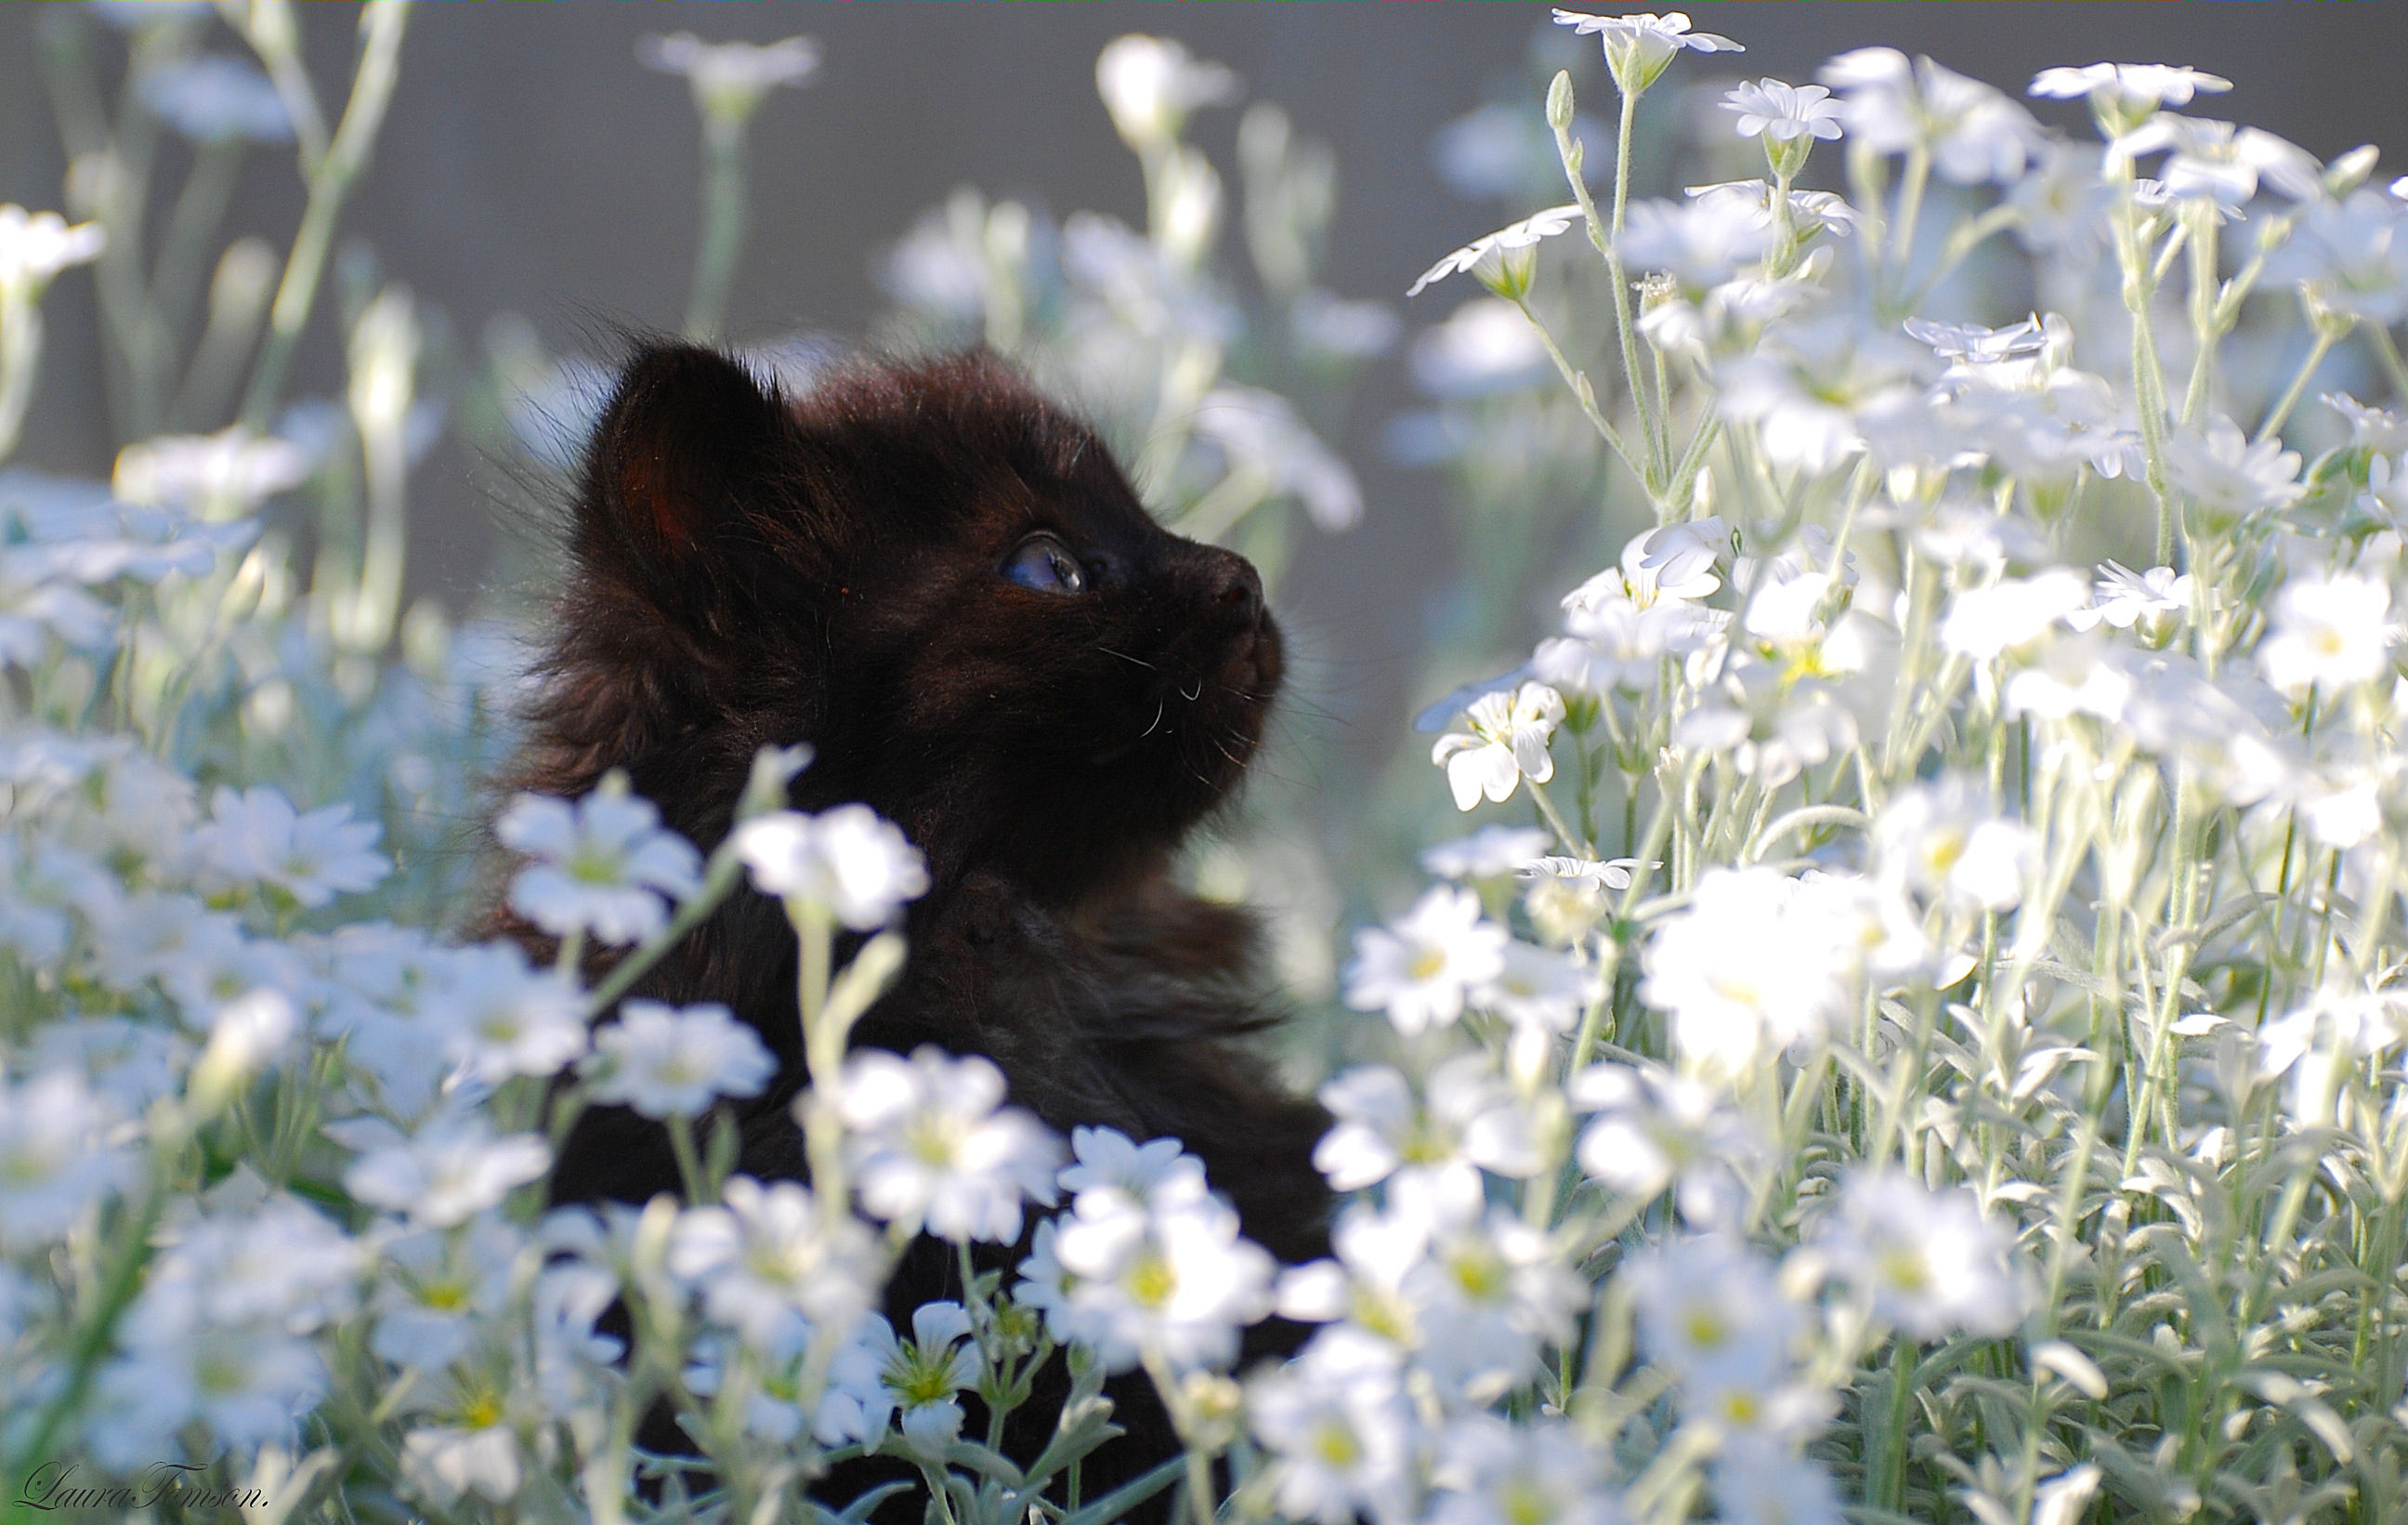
[
  {"x1": 2257, "y1": 325, "x2": 2338, "y2": 445},
  {"x1": 683, "y1": 117, "x2": 750, "y2": 342}
]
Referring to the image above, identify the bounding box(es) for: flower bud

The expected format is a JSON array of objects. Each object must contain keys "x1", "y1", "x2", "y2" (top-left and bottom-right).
[{"x1": 1546, "y1": 71, "x2": 1576, "y2": 132}]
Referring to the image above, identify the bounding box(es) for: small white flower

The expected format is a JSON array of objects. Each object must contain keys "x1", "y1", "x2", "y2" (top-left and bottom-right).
[
  {"x1": 1094, "y1": 34, "x2": 1237, "y2": 151},
  {"x1": 1641, "y1": 867, "x2": 1869, "y2": 1074},
  {"x1": 849, "y1": 1301, "x2": 982, "y2": 1453},
  {"x1": 1421, "y1": 824, "x2": 1552, "y2": 881},
  {"x1": 1873, "y1": 777, "x2": 2035, "y2": 913},
  {"x1": 1407, "y1": 1192, "x2": 1586, "y2": 1403},
  {"x1": 639, "y1": 33, "x2": 819, "y2": 126},
  {"x1": 582, "y1": 1000, "x2": 774, "y2": 1117},
  {"x1": 1940, "y1": 572, "x2": 2089, "y2": 662},
  {"x1": 1314, "y1": 1055, "x2": 1544, "y2": 1195},
  {"x1": 1622, "y1": 1234, "x2": 1799, "y2": 1390},
  {"x1": 2327, "y1": 392, "x2": 2408, "y2": 454},
  {"x1": 1616, "y1": 194, "x2": 1775, "y2": 293},
  {"x1": 1551, "y1": 10, "x2": 1742, "y2": 97},
  {"x1": 2259, "y1": 574, "x2": 2394, "y2": 694},
  {"x1": 192, "y1": 783, "x2": 390, "y2": 909},
  {"x1": 1431, "y1": 1414, "x2": 1624, "y2": 1525},
  {"x1": 1051, "y1": 1171, "x2": 1275, "y2": 1372},
  {"x1": 0, "y1": 1071, "x2": 133, "y2": 1245},
  {"x1": 87, "y1": 1292, "x2": 325, "y2": 1469},
  {"x1": 1409, "y1": 297, "x2": 1551, "y2": 398},
  {"x1": 497, "y1": 787, "x2": 701, "y2": 946},
  {"x1": 2152, "y1": 117, "x2": 2323, "y2": 211},
  {"x1": 1343, "y1": 886, "x2": 1510, "y2": 1035},
  {"x1": 668, "y1": 1176, "x2": 881, "y2": 1343},
  {"x1": 1431, "y1": 682, "x2": 1564, "y2": 811},
  {"x1": 1822, "y1": 47, "x2": 2041, "y2": 184},
  {"x1": 337, "y1": 1115, "x2": 550, "y2": 1229},
  {"x1": 401, "y1": 1420, "x2": 524, "y2": 1505},
  {"x1": 1721, "y1": 79, "x2": 1842, "y2": 144},
  {"x1": 112, "y1": 427, "x2": 309, "y2": 514},
  {"x1": 1057, "y1": 1125, "x2": 1206, "y2": 1207},
  {"x1": 1408, "y1": 205, "x2": 1584, "y2": 298},
  {"x1": 139, "y1": 54, "x2": 294, "y2": 142},
  {"x1": 2270, "y1": 191, "x2": 2408, "y2": 326},
  {"x1": 0, "y1": 205, "x2": 104, "y2": 298},
  {"x1": 837, "y1": 1045, "x2": 1062, "y2": 1243},
  {"x1": 1710, "y1": 1442, "x2": 1846, "y2": 1525},
  {"x1": 1813, "y1": 1170, "x2": 2025, "y2": 1338},
  {"x1": 2067, "y1": 561, "x2": 2191, "y2": 641},
  {"x1": 1570, "y1": 1062, "x2": 1759, "y2": 1228},
  {"x1": 736, "y1": 805, "x2": 930, "y2": 928},
  {"x1": 1248, "y1": 1331, "x2": 1418, "y2": 1525},
  {"x1": 1192, "y1": 386, "x2": 1364, "y2": 531},
  {"x1": 2029, "y1": 62, "x2": 2231, "y2": 137},
  {"x1": 1477, "y1": 938, "x2": 1590, "y2": 1034}
]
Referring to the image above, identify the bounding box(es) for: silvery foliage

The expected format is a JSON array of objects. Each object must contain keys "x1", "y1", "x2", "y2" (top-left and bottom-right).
[{"x1": 9, "y1": 7, "x2": 2408, "y2": 1525}]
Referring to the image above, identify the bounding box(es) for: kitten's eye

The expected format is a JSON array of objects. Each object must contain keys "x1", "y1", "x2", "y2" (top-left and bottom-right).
[{"x1": 1003, "y1": 534, "x2": 1088, "y2": 595}]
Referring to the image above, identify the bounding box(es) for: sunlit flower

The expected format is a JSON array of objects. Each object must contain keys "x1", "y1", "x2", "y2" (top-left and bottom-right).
[
  {"x1": 497, "y1": 786, "x2": 701, "y2": 946},
  {"x1": 1408, "y1": 205, "x2": 1584, "y2": 298},
  {"x1": 1570, "y1": 1062, "x2": 1759, "y2": 1227},
  {"x1": 0, "y1": 205, "x2": 104, "y2": 299},
  {"x1": 1551, "y1": 11, "x2": 1742, "y2": 98},
  {"x1": 1343, "y1": 886, "x2": 1511, "y2": 1035},
  {"x1": 1193, "y1": 386, "x2": 1364, "y2": 531},
  {"x1": 401, "y1": 1417, "x2": 523, "y2": 1505},
  {"x1": 1873, "y1": 777, "x2": 2035, "y2": 912},
  {"x1": 1641, "y1": 867, "x2": 1869, "y2": 1072},
  {"x1": 735, "y1": 804, "x2": 930, "y2": 928},
  {"x1": 1057, "y1": 1125, "x2": 1205, "y2": 1208},
  {"x1": 336, "y1": 1115, "x2": 550, "y2": 1230},
  {"x1": 1821, "y1": 48, "x2": 2040, "y2": 184},
  {"x1": 1094, "y1": 34, "x2": 1237, "y2": 151},
  {"x1": 668, "y1": 1176, "x2": 881, "y2": 1343},
  {"x1": 2268, "y1": 190, "x2": 2408, "y2": 325},
  {"x1": 2258, "y1": 573, "x2": 2394, "y2": 694},
  {"x1": 1621, "y1": 1234, "x2": 1799, "y2": 1390},
  {"x1": 2152, "y1": 117, "x2": 2323, "y2": 211},
  {"x1": 1407, "y1": 1191, "x2": 1585, "y2": 1403},
  {"x1": 1721, "y1": 79, "x2": 1842, "y2": 145},
  {"x1": 1812, "y1": 1171, "x2": 2025, "y2": 1338},
  {"x1": 1616, "y1": 193, "x2": 1774, "y2": 294},
  {"x1": 582, "y1": 999, "x2": 773, "y2": 1117},
  {"x1": 1315, "y1": 1055, "x2": 1543, "y2": 1194},
  {"x1": 837, "y1": 1045, "x2": 1062, "y2": 1243},
  {"x1": 193, "y1": 784, "x2": 390, "y2": 909},
  {"x1": 1719, "y1": 315, "x2": 1925, "y2": 473},
  {"x1": 1409, "y1": 297, "x2": 1550, "y2": 398},
  {"x1": 1050, "y1": 1168, "x2": 1276, "y2": 1371},
  {"x1": 842, "y1": 1301, "x2": 981, "y2": 1452},
  {"x1": 2066, "y1": 561, "x2": 2190, "y2": 642},
  {"x1": 1940, "y1": 571, "x2": 2088, "y2": 662},
  {"x1": 1431, "y1": 681, "x2": 1564, "y2": 811},
  {"x1": 1421, "y1": 824, "x2": 1551, "y2": 881},
  {"x1": 638, "y1": 33, "x2": 819, "y2": 127},
  {"x1": 1248, "y1": 1330, "x2": 1418, "y2": 1525},
  {"x1": 2029, "y1": 62, "x2": 2231, "y2": 138},
  {"x1": 1431, "y1": 1414, "x2": 1623, "y2": 1525}
]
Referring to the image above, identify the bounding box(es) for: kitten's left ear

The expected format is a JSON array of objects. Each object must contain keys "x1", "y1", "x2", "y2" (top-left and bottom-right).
[{"x1": 574, "y1": 342, "x2": 795, "y2": 629}]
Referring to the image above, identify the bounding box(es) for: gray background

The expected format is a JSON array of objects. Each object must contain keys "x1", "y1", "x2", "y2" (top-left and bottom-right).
[{"x1": 5, "y1": 3, "x2": 2408, "y2": 764}]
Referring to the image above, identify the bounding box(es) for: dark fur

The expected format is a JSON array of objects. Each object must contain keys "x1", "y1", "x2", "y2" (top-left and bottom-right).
[{"x1": 499, "y1": 342, "x2": 1332, "y2": 1509}]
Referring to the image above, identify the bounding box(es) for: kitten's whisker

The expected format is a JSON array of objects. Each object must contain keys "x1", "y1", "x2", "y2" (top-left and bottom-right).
[
  {"x1": 1097, "y1": 645, "x2": 1157, "y2": 671},
  {"x1": 1142, "y1": 696, "x2": 1167, "y2": 738},
  {"x1": 1179, "y1": 677, "x2": 1203, "y2": 702}
]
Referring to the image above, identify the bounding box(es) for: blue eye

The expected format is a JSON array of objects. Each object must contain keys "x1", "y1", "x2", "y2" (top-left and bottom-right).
[{"x1": 1003, "y1": 534, "x2": 1088, "y2": 595}]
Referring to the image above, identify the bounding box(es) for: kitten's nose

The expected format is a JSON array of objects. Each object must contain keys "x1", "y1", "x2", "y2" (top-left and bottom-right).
[{"x1": 1209, "y1": 552, "x2": 1263, "y2": 621}]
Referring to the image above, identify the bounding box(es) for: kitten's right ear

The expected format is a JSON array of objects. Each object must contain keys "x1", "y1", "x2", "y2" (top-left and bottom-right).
[{"x1": 574, "y1": 342, "x2": 792, "y2": 626}]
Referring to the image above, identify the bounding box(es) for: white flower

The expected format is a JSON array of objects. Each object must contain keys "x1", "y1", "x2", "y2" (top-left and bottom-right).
[
  {"x1": 1710, "y1": 1442, "x2": 1846, "y2": 1525},
  {"x1": 1057, "y1": 1125, "x2": 1205, "y2": 1207},
  {"x1": 1940, "y1": 571, "x2": 2089, "y2": 661},
  {"x1": 28, "y1": 1016, "x2": 189, "y2": 1114},
  {"x1": 1820, "y1": 47, "x2": 2041, "y2": 184},
  {"x1": 1431, "y1": 682, "x2": 1564, "y2": 811},
  {"x1": 1813, "y1": 1171, "x2": 2025, "y2": 1338},
  {"x1": 112, "y1": 427, "x2": 309, "y2": 514},
  {"x1": 337, "y1": 1115, "x2": 550, "y2": 1229},
  {"x1": 2327, "y1": 392, "x2": 2408, "y2": 454},
  {"x1": 1570, "y1": 1062, "x2": 1759, "y2": 1228},
  {"x1": 1408, "y1": 205, "x2": 1584, "y2": 298},
  {"x1": 1094, "y1": 34, "x2": 1237, "y2": 151},
  {"x1": 1314, "y1": 1055, "x2": 1544, "y2": 1195},
  {"x1": 2259, "y1": 574, "x2": 2394, "y2": 694},
  {"x1": 1407, "y1": 1192, "x2": 1585, "y2": 1403},
  {"x1": 371, "y1": 1219, "x2": 522, "y2": 1371},
  {"x1": 1720, "y1": 316, "x2": 1926, "y2": 474},
  {"x1": 1873, "y1": 778, "x2": 2035, "y2": 913},
  {"x1": 1343, "y1": 886, "x2": 1510, "y2": 1035},
  {"x1": 0, "y1": 205, "x2": 104, "y2": 299},
  {"x1": 1409, "y1": 298, "x2": 1550, "y2": 398},
  {"x1": 1431, "y1": 1414, "x2": 1623, "y2": 1525},
  {"x1": 668, "y1": 1176, "x2": 881, "y2": 1343},
  {"x1": 2268, "y1": 190, "x2": 2408, "y2": 325},
  {"x1": 434, "y1": 943, "x2": 589, "y2": 1085},
  {"x1": 148, "y1": 1188, "x2": 360, "y2": 1336},
  {"x1": 0, "y1": 558, "x2": 112, "y2": 664},
  {"x1": 1248, "y1": 1330, "x2": 1418, "y2": 1525},
  {"x1": 837, "y1": 1045, "x2": 1061, "y2": 1243},
  {"x1": 1616, "y1": 194, "x2": 1774, "y2": 294},
  {"x1": 139, "y1": 54, "x2": 294, "y2": 142},
  {"x1": 582, "y1": 1000, "x2": 773, "y2": 1117},
  {"x1": 401, "y1": 1421, "x2": 523, "y2": 1505},
  {"x1": 844, "y1": 1302, "x2": 981, "y2": 1453},
  {"x1": 87, "y1": 1292, "x2": 324, "y2": 1469},
  {"x1": 1479, "y1": 939, "x2": 1590, "y2": 1035},
  {"x1": 2152, "y1": 118, "x2": 2323, "y2": 211},
  {"x1": 190, "y1": 987, "x2": 299, "y2": 1109},
  {"x1": 2067, "y1": 561, "x2": 2190, "y2": 641},
  {"x1": 1051, "y1": 1171, "x2": 1275, "y2": 1372},
  {"x1": 497, "y1": 787, "x2": 701, "y2": 946},
  {"x1": 2029, "y1": 63, "x2": 2231, "y2": 137},
  {"x1": 735, "y1": 804, "x2": 929, "y2": 928},
  {"x1": 0, "y1": 1071, "x2": 133, "y2": 1246},
  {"x1": 1621, "y1": 1234, "x2": 1799, "y2": 1391},
  {"x1": 1192, "y1": 386, "x2": 1364, "y2": 531},
  {"x1": 192, "y1": 783, "x2": 390, "y2": 909},
  {"x1": 1421, "y1": 824, "x2": 1552, "y2": 881},
  {"x1": 1551, "y1": 11, "x2": 1742, "y2": 97},
  {"x1": 1563, "y1": 519, "x2": 1728, "y2": 613},
  {"x1": 1640, "y1": 867, "x2": 1866, "y2": 1073},
  {"x1": 1721, "y1": 80, "x2": 1842, "y2": 144},
  {"x1": 638, "y1": 33, "x2": 819, "y2": 126}
]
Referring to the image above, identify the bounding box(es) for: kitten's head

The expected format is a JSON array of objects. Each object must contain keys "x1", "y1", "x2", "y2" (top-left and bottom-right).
[{"x1": 531, "y1": 342, "x2": 1281, "y2": 901}]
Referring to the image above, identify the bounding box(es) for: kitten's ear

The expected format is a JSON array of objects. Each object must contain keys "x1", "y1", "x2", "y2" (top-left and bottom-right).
[{"x1": 575, "y1": 342, "x2": 792, "y2": 625}]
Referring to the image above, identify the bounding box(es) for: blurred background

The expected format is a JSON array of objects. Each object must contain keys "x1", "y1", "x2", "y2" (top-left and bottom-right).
[{"x1": 5, "y1": 3, "x2": 2406, "y2": 1065}]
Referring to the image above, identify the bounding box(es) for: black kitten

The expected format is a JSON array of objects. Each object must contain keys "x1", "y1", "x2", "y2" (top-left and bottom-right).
[{"x1": 502, "y1": 342, "x2": 1332, "y2": 1504}]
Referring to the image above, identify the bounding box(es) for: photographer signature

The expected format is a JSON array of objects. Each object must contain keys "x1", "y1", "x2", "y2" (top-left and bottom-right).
[{"x1": 12, "y1": 1459, "x2": 269, "y2": 1512}]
